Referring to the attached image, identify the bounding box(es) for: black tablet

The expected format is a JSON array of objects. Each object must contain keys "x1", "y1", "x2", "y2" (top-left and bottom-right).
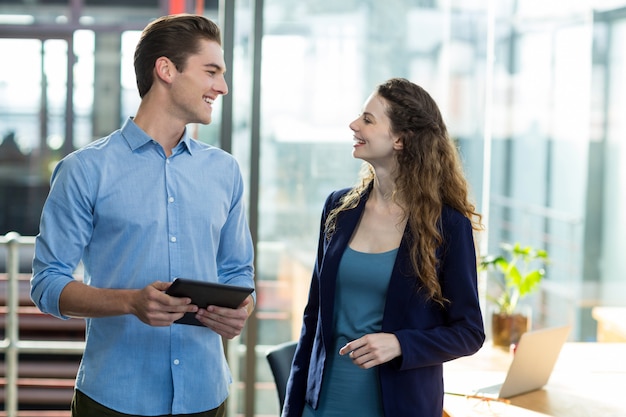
[{"x1": 166, "y1": 278, "x2": 254, "y2": 326}]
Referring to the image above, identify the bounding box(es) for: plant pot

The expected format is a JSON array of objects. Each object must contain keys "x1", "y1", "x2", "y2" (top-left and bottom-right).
[{"x1": 491, "y1": 309, "x2": 531, "y2": 348}]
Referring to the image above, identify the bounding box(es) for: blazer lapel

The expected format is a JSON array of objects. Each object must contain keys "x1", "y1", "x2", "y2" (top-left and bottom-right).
[{"x1": 318, "y1": 191, "x2": 367, "y2": 347}]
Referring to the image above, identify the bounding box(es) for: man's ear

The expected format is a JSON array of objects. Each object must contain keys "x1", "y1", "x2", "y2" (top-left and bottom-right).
[{"x1": 155, "y1": 56, "x2": 174, "y2": 83}]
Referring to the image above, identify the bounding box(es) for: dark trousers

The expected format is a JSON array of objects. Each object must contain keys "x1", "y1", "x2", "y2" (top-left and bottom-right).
[{"x1": 71, "y1": 389, "x2": 226, "y2": 417}]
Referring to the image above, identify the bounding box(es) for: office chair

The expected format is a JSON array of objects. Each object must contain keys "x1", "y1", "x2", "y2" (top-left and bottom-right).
[
  {"x1": 266, "y1": 340, "x2": 449, "y2": 417},
  {"x1": 266, "y1": 340, "x2": 298, "y2": 414}
]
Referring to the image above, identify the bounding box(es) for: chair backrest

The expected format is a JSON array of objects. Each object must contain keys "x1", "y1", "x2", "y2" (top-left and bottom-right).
[
  {"x1": 266, "y1": 340, "x2": 298, "y2": 414},
  {"x1": 266, "y1": 340, "x2": 449, "y2": 417}
]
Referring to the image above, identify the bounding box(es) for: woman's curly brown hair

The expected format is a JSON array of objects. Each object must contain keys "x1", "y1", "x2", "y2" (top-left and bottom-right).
[{"x1": 325, "y1": 78, "x2": 483, "y2": 306}]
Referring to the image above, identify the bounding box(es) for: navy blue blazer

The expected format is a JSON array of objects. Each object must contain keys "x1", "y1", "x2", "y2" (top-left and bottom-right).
[{"x1": 282, "y1": 187, "x2": 485, "y2": 417}]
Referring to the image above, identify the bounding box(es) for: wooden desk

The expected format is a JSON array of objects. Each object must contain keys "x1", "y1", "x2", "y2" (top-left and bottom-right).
[{"x1": 443, "y1": 342, "x2": 626, "y2": 417}]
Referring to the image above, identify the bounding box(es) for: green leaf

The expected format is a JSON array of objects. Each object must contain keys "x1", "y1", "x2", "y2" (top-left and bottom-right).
[{"x1": 480, "y1": 242, "x2": 549, "y2": 315}]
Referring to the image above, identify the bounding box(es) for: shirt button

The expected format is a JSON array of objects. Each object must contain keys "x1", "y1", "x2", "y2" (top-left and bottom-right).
[
  {"x1": 166, "y1": 159, "x2": 171, "y2": 164},
  {"x1": 170, "y1": 236, "x2": 177, "y2": 243},
  {"x1": 173, "y1": 359, "x2": 180, "y2": 365},
  {"x1": 168, "y1": 197, "x2": 174, "y2": 203}
]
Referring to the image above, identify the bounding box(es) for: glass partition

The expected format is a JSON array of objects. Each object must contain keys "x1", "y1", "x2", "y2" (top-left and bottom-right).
[{"x1": 234, "y1": 1, "x2": 490, "y2": 414}]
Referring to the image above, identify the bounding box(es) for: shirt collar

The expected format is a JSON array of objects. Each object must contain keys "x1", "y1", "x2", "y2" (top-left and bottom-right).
[{"x1": 120, "y1": 117, "x2": 194, "y2": 156}]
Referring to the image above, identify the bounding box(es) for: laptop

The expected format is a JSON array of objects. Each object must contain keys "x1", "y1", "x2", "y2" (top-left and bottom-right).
[{"x1": 450, "y1": 325, "x2": 571, "y2": 399}]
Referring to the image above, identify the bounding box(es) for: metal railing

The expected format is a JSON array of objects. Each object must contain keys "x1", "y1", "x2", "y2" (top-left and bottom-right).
[{"x1": 1, "y1": 232, "x2": 85, "y2": 417}]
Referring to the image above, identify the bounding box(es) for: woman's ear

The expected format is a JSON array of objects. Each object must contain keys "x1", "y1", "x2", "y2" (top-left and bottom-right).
[{"x1": 393, "y1": 135, "x2": 404, "y2": 151}]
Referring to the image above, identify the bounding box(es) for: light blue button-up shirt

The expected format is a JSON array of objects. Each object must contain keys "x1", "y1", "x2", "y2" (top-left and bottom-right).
[{"x1": 31, "y1": 118, "x2": 255, "y2": 415}]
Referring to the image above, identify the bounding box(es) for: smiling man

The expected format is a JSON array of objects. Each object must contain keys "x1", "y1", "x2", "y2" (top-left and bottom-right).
[{"x1": 30, "y1": 14, "x2": 255, "y2": 417}]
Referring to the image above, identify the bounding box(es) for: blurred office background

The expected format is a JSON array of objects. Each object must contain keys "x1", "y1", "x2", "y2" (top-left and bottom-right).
[{"x1": 1, "y1": 0, "x2": 625, "y2": 416}]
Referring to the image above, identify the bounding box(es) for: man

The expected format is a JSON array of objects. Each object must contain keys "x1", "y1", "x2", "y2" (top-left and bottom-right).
[{"x1": 30, "y1": 14, "x2": 255, "y2": 417}]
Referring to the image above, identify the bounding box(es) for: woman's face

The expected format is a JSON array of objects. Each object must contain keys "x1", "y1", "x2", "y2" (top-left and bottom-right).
[{"x1": 349, "y1": 93, "x2": 402, "y2": 167}]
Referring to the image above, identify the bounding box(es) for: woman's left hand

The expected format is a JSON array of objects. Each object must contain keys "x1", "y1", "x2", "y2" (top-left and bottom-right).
[{"x1": 339, "y1": 333, "x2": 401, "y2": 369}]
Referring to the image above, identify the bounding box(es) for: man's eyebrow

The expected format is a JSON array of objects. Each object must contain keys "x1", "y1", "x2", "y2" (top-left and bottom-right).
[{"x1": 205, "y1": 63, "x2": 226, "y2": 73}]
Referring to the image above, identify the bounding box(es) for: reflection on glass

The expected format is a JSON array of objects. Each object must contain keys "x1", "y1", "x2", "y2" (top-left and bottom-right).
[{"x1": 0, "y1": 38, "x2": 67, "y2": 236}]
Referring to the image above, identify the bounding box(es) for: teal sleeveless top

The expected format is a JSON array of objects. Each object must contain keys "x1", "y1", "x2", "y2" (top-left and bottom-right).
[{"x1": 301, "y1": 246, "x2": 398, "y2": 417}]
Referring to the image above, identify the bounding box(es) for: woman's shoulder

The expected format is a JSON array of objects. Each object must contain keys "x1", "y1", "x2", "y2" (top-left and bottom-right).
[
  {"x1": 323, "y1": 186, "x2": 360, "y2": 209},
  {"x1": 319, "y1": 187, "x2": 354, "y2": 218},
  {"x1": 326, "y1": 187, "x2": 353, "y2": 203},
  {"x1": 440, "y1": 204, "x2": 471, "y2": 228}
]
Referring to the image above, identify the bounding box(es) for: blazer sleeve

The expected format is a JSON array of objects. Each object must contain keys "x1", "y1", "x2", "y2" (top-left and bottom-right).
[{"x1": 389, "y1": 208, "x2": 485, "y2": 370}]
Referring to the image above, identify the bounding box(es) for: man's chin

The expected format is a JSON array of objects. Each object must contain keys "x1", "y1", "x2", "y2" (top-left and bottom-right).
[{"x1": 195, "y1": 116, "x2": 212, "y2": 125}]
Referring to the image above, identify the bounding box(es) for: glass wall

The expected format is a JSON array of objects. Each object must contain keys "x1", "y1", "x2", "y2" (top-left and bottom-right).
[
  {"x1": 485, "y1": 1, "x2": 626, "y2": 342},
  {"x1": 241, "y1": 0, "x2": 626, "y2": 414},
  {"x1": 592, "y1": 6, "x2": 626, "y2": 313},
  {"x1": 239, "y1": 1, "x2": 491, "y2": 415},
  {"x1": 0, "y1": 38, "x2": 49, "y2": 237},
  {"x1": 486, "y1": 2, "x2": 594, "y2": 335}
]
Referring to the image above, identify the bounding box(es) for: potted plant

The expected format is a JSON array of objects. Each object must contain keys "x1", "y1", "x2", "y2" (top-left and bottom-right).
[{"x1": 480, "y1": 242, "x2": 549, "y2": 348}]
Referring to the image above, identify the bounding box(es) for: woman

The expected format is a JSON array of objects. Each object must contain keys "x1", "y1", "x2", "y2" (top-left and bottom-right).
[{"x1": 282, "y1": 78, "x2": 485, "y2": 417}]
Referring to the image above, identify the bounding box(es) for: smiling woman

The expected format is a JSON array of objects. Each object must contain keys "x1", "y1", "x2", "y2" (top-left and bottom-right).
[{"x1": 282, "y1": 78, "x2": 485, "y2": 417}]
